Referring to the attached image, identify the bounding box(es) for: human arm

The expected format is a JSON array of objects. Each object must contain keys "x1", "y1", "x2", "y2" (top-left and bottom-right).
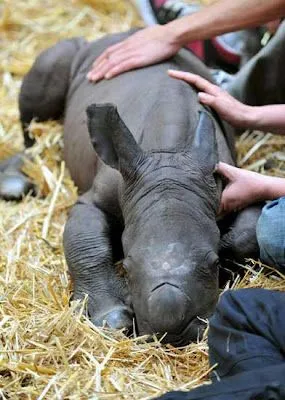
[
  {"x1": 168, "y1": 70, "x2": 285, "y2": 135},
  {"x1": 87, "y1": 0, "x2": 285, "y2": 82},
  {"x1": 216, "y1": 162, "x2": 285, "y2": 214},
  {"x1": 169, "y1": 0, "x2": 285, "y2": 46}
]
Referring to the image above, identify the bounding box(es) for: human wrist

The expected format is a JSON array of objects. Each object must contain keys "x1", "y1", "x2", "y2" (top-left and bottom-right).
[
  {"x1": 262, "y1": 176, "x2": 285, "y2": 200},
  {"x1": 166, "y1": 17, "x2": 196, "y2": 47},
  {"x1": 258, "y1": 175, "x2": 273, "y2": 201},
  {"x1": 241, "y1": 105, "x2": 260, "y2": 130}
]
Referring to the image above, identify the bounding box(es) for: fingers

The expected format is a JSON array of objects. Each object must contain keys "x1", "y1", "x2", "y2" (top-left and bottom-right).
[
  {"x1": 218, "y1": 197, "x2": 226, "y2": 216},
  {"x1": 87, "y1": 41, "x2": 131, "y2": 82},
  {"x1": 216, "y1": 163, "x2": 247, "y2": 215},
  {"x1": 218, "y1": 198, "x2": 233, "y2": 216},
  {"x1": 198, "y1": 92, "x2": 215, "y2": 106},
  {"x1": 168, "y1": 70, "x2": 221, "y2": 96},
  {"x1": 87, "y1": 60, "x2": 110, "y2": 82},
  {"x1": 216, "y1": 162, "x2": 237, "y2": 215},
  {"x1": 88, "y1": 54, "x2": 130, "y2": 82},
  {"x1": 92, "y1": 41, "x2": 125, "y2": 69},
  {"x1": 219, "y1": 197, "x2": 243, "y2": 215},
  {"x1": 218, "y1": 188, "x2": 241, "y2": 215},
  {"x1": 104, "y1": 57, "x2": 142, "y2": 79},
  {"x1": 88, "y1": 50, "x2": 144, "y2": 82}
]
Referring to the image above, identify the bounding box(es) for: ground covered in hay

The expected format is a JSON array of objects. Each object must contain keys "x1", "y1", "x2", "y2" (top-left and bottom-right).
[{"x1": 0, "y1": 0, "x2": 284, "y2": 399}]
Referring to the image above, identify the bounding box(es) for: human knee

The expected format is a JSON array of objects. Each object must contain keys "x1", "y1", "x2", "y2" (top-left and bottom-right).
[
  {"x1": 207, "y1": 289, "x2": 283, "y2": 377},
  {"x1": 256, "y1": 197, "x2": 285, "y2": 270},
  {"x1": 208, "y1": 289, "x2": 242, "y2": 332}
]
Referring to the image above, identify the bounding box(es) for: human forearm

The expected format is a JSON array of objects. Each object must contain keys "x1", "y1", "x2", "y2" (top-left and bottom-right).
[
  {"x1": 262, "y1": 176, "x2": 285, "y2": 200},
  {"x1": 167, "y1": 0, "x2": 285, "y2": 46},
  {"x1": 246, "y1": 105, "x2": 285, "y2": 134}
]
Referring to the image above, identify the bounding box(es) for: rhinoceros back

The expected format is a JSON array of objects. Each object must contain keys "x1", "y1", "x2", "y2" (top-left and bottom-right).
[{"x1": 64, "y1": 31, "x2": 235, "y2": 192}]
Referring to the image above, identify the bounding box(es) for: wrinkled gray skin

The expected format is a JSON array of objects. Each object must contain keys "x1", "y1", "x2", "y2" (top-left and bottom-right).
[{"x1": 2, "y1": 31, "x2": 262, "y2": 345}]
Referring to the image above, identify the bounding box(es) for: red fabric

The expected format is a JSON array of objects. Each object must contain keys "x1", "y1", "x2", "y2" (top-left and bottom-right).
[
  {"x1": 211, "y1": 37, "x2": 240, "y2": 65},
  {"x1": 185, "y1": 40, "x2": 205, "y2": 60},
  {"x1": 152, "y1": 0, "x2": 167, "y2": 7}
]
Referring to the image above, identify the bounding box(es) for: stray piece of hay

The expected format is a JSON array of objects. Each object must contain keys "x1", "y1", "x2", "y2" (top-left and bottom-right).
[{"x1": 42, "y1": 161, "x2": 65, "y2": 240}]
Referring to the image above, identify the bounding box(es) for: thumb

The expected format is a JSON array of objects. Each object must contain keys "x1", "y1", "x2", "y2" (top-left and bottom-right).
[{"x1": 215, "y1": 162, "x2": 237, "y2": 181}]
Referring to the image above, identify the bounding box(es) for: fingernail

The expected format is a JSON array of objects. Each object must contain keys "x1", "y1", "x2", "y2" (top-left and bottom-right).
[
  {"x1": 105, "y1": 73, "x2": 111, "y2": 79},
  {"x1": 198, "y1": 93, "x2": 208, "y2": 102}
]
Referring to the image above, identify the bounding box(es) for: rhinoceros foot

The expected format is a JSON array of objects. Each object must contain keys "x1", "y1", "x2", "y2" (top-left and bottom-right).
[
  {"x1": 92, "y1": 306, "x2": 134, "y2": 331},
  {"x1": 0, "y1": 172, "x2": 35, "y2": 201}
]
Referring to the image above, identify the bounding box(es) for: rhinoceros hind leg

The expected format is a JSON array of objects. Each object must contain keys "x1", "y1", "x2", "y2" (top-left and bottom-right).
[
  {"x1": 19, "y1": 37, "x2": 86, "y2": 148},
  {"x1": 4, "y1": 38, "x2": 87, "y2": 200},
  {"x1": 63, "y1": 200, "x2": 133, "y2": 331}
]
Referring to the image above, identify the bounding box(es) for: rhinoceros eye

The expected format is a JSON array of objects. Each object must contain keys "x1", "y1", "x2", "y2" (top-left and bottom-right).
[
  {"x1": 212, "y1": 259, "x2": 220, "y2": 273},
  {"x1": 206, "y1": 251, "x2": 220, "y2": 274}
]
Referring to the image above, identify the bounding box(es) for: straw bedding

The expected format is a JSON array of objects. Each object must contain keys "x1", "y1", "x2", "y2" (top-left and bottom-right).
[{"x1": 0, "y1": 0, "x2": 284, "y2": 398}]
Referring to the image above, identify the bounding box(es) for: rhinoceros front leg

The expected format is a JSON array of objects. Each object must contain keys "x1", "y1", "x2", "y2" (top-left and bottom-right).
[
  {"x1": 63, "y1": 200, "x2": 134, "y2": 331},
  {"x1": 219, "y1": 204, "x2": 263, "y2": 262},
  {"x1": 0, "y1": 153, "x2": 35, "y2": 200}
]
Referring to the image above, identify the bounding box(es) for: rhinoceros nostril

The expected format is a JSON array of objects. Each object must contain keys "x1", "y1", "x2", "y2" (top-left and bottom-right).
[{"x1": 147, "y1": 283, "x2": 191, "y2": 334}]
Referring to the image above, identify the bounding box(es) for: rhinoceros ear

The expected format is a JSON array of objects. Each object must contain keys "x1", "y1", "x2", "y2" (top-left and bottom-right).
[
  {"x1": 192, "y1": 111, "x2": 218, "y2": 174},
  {"x1": 86, "y1": 103, "x2": 143, "y2": 175}
]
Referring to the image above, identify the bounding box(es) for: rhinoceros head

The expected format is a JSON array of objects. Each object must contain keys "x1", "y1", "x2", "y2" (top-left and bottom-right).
[{"x1": 86, "y1": 103, "x2": 220, "y2": 345}]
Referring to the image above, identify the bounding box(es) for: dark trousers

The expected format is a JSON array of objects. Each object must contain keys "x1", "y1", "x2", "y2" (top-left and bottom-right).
[{"x1": 157, "y1": 289, "x2": 285, "y2": 400}]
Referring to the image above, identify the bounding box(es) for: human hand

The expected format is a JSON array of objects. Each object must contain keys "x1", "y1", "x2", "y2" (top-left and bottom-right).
[
  {"x1": 87, "y1": 25, "x2": 181, "y2": 82},
  {"x1": 168, "y1": 70, "x2": 252, "y2": 129},
  {"x1": 215, "y1": 162, "x2": 269, "y2": 214}
]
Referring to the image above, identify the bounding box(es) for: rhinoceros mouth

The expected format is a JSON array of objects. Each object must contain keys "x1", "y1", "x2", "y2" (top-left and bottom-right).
[
  {"x1": 147, "y1": 283, "x2": 192, "y2": 333},
  {"x1": 159, "y1": 316, "x2": 208, "y2": 347},
  {"x1": 135, "y1": 282, "x2": 210, "y2": 346},
  {"x1": 150, "y1": 282, "x2": 180, "y2": 292}
]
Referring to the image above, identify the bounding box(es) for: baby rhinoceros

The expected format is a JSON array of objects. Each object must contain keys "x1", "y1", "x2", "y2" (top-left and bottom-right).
[{"x1": 5, "y1": 31, "x2": 262, "y2": 345}]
